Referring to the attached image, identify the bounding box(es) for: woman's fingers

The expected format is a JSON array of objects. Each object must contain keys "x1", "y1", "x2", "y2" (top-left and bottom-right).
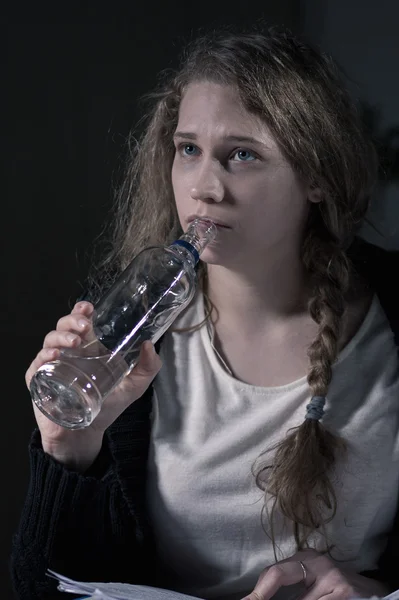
[
  {"x1": 243, "y1": 561, "x2": 316, "y2": 600},
  {"x1": 25, "y1": 348, "x2": 60, "y2": 388},
  {"x1": 43, "y1": 330, "x2": 82, "y2": 349},
  {"x1": 133, "y1": 341, "x2": 163, "y2": 377},
  {"x1": 71, "y1": 301, "x2": 94, "y2": 316},
  {"x1": 242, "y1": 551, "x2": 359, "y2": 600},
  {"x1": 26, "y1": 302, "x2": 94, "y2": 389}
]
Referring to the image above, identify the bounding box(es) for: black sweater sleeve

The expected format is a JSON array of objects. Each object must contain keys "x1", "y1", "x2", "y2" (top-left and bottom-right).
[{"x1": 10, "y1": 395, "x2": 154, "y2": 600}]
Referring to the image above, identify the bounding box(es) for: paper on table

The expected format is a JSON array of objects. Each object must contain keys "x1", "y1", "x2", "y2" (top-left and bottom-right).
[
  {"x1": 48, "y1": 570, "x2": 399, "y2": 600},
  {"x1": 383, "y1": 589, "x2": 399, "y2": 600},
  {"x1": 48, "y1": 570, "x2": 204, "y2": 600}
]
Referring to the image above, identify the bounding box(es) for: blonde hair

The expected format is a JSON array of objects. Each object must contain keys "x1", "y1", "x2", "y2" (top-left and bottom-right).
[{"x1": 89, "y1": 25, "x2": 378, "y2": 551}]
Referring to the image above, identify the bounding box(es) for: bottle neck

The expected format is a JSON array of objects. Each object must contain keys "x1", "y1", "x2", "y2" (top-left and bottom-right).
[
  {"x1": 172, "y1": 238, "x2": 199, "y2": 265},
  {"x1": 170, "y1": 240, "x2": 198, "y2": 267},
  {"x1": 170, "y1": 218, "x2": 217, "y2": 266}
]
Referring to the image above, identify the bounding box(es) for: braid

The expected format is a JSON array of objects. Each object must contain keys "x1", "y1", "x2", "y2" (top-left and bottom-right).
[
  {"x1": 254, "y1": 224, "x2": 350, "y2": 552},
  {"x1": 305, "y1": 231, "x2": 350, "y2": 394}
]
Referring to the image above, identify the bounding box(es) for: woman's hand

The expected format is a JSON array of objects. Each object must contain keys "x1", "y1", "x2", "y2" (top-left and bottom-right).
[
  {"x1": 243, "y1": 549, "x2": 389, "y2": 600},
  {"x1": 26, "y1": 301, "x2": 162, "y2": 471}
]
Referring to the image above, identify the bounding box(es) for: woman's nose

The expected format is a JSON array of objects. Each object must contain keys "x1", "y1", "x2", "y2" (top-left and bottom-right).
[{"x1": 190, "y1": 164, "x2": 224, "y2": 204}]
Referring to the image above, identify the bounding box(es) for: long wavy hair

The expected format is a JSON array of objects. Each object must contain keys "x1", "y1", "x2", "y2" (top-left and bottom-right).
[{"x1": 89, "y1": 26, "x2": 378, "y2": 552}]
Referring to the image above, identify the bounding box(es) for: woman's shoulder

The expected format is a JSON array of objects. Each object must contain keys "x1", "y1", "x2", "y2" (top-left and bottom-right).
[
  {"x1": 347, "y1": 237, "x2": 399, "y2": 346},
  {"x1": 340, "y1": 287, "x2": 375, "y2": 352}
]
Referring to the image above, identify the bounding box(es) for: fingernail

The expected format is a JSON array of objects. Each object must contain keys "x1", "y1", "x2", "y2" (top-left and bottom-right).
[
  {"x1": 67, "y1": 333, "x2": 77, "y2": 343},
  {"x1": 78, "y1": 319, "x2": 87, "y2": 329}
]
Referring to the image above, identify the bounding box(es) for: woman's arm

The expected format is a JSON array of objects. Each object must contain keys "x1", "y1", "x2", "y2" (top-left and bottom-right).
[{"x1": 10, "y1": 428, "x2": 153, "y2": 600}]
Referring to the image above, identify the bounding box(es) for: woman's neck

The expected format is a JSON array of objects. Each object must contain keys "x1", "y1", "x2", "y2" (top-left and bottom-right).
[{"x1": 205, "y1": 253, "x2": 309, "y2": 333}]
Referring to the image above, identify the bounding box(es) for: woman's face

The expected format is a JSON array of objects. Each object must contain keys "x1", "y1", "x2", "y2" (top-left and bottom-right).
[{"x1": 171, "y1": 81, "x2": 319, "y2": 267}]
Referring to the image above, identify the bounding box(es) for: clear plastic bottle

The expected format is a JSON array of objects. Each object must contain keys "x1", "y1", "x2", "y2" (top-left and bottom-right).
[{"x1": 30, "y1": 218, "x2": 217, "y2": 429}]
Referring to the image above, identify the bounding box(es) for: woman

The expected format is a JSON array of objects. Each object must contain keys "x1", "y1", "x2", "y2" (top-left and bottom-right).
[{"x1": 11, "y1": 26, "x2": 399, "y2": 600}]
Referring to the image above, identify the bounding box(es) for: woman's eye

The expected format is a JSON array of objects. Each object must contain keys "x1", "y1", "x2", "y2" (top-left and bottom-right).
[
  {"x1": 176, "y1": 144, "x2": 257, "y2": 162},
  {"x1": 181, "y1": 144, "x2": 199, "y2": 156},
  {"x1": 232, "y1": 149, "x2": 256, "y2": 162}
]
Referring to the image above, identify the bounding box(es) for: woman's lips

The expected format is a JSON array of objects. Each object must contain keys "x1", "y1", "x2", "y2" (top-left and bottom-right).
[
  {"x1": 213, "y1": 223, "x2": 231, "y2": 229},
  {"x1": 189, "y1": 217, "x2": 231, "y2": 229}
]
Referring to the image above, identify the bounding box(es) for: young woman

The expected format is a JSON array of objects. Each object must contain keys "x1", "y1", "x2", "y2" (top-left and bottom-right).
[{"x1": 11, "y1": 26, "x2": 399, "y2": 600}]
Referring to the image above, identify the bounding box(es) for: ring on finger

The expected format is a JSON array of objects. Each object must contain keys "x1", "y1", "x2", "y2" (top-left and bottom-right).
[{"x1": 297, "y1": 561, "x2": 307, "y2": 586}]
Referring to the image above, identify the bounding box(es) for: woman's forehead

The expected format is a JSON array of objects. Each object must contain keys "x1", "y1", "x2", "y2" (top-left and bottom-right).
[{"x1": 176, "y1": 81, "x2": 276, "y2": 147}]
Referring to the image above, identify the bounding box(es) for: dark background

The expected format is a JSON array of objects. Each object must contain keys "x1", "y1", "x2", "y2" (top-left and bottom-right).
[{"x1": 2, "y1": 2, "x2": 398, "y2": 598}]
